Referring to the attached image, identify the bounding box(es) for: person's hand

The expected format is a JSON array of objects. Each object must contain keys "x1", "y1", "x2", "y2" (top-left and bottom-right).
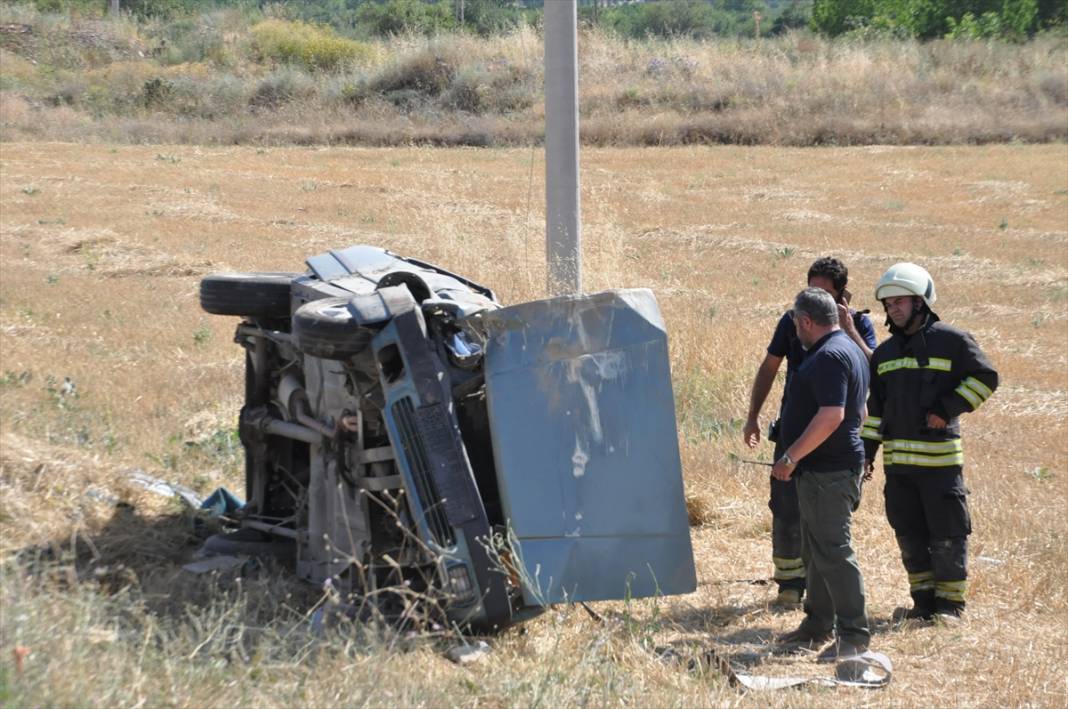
[
  {"x1": 863, "y1": 458, "x2": 874, "y2": 482},
  {"x1": 771, "y1": 457, "x2": 794, "y2": 481},
  {"x1": 926, "y1": 412, "x2": 947, "y2": 429},
  {"x1": 743, "y1": 418, "x2": 761, "y2": 448},
  {"x1": 838, "y1": 303, "x2": 857, "y2": 335}
]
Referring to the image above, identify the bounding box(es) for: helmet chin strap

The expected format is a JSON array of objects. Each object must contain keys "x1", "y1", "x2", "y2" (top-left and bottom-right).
[
  {"x1": 884, "y1": 297, "x2": 927, "y2": 335},
  {"x1": 904, "y1": 298, "x2": 926, "y2": 332}
]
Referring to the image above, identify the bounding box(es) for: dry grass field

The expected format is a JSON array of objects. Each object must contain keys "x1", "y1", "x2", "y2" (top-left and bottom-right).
[{"x1": 1, "y1": 141, "x2": 1066, "y2": 706}]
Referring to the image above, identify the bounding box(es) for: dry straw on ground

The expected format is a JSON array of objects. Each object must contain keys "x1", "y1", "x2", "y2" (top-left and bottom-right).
[{"x1": 0, "y1": 142, "x2": 1066, "y2": 706}]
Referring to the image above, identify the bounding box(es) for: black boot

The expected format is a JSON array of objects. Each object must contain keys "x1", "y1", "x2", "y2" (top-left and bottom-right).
[
  {"x1": 934, "y1": 598, "x2": 965, "y2": 620},
  {"x1": 892, "y1": 590, "x2": 935, "y2": 623}
]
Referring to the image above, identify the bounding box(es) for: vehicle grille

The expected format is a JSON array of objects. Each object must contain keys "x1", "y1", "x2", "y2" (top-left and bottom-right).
[{"x1": 392, "y1": 397, "x2": 455, "y2": 547}]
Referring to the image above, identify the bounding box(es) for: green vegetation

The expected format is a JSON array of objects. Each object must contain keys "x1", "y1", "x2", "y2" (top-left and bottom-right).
[
  {"x1": 250, "y1": 18, "x2": 374, "y2": 71},
  {"x1": 1, "y1": 2, "x2": 1064, "y2": 146},
  {"x1": 811, "y1": 0, "x2": 1066, "y2": 39},
  {"x1": 18, "y1": 0, "x2": 1066, "y2": 41}
]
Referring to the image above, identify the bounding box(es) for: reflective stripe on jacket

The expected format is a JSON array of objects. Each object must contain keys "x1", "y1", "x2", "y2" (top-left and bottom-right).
[{"x1": 863, "y1": 312, "x2": 998, "y2": 474}]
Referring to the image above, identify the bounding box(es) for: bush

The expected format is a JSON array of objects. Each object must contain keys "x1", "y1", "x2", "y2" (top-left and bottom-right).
[
  {"x1": 151, "y1": 16, "x2": 230, "y2": 66},
  {"x1": 355, "y1": 0, "x2": 456, "y2": 37},
  {"x1": 606, "y1": 0, "x2": 739, "y2": 39},
  {"x1": 813, "y1": 0, "x2": 1047, "y2": 40},
  {"x1": 456, "y1": 0, "x2": 528, "y2": 37},
  {"x1": 946, "y1": 11, "x2": 1005, "y2": 38},
  {"x1": 445, "y1": 60, "x2": 535, "y2": 114},
  {"x1": 369, "y1": 46, "x2": 458, "y2": 96},
  {"x1": 771, "y1": 0, "x2": 813, "y2": 35},
  {"x1": 81, "y1": 60, "x2": 158, "y2": 115},
  {"x1": 811, "y1": 0, "x2": 876, "y2": 36},
  {"x1": 139, "y1": 66, "x2": 246, "y2": 119},
  {"x1": 248, "y1": 66, "x2": 317, "y2": 109},
  {"x1": 250, "y1": 18, "x2": 373, "y2": 72}
]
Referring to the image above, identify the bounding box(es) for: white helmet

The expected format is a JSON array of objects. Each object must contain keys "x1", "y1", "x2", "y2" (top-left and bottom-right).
[{"x1": 874, "y1": 262, "x2": 937, "y2": 308}]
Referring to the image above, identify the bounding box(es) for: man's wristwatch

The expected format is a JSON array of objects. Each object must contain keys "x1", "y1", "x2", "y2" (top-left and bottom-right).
[{"x1": 779, "y1": 452, "x2": 797, "y2": 469}]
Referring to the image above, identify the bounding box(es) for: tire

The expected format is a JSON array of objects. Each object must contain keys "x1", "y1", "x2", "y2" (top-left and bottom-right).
[
  {"x1": 200, "y1": 272, "x2": 300, "y2": 318},
  {"x1": 293, "y1": 297, "x2": 375, "y2": 360}
]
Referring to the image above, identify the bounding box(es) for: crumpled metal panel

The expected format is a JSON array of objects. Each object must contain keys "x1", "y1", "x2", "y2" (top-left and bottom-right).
[{"x1": 482, "y1": 289, "x2": 696, "y2": 604}]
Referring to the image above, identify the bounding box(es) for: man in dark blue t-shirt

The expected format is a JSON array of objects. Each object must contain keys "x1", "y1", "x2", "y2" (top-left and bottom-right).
[
  {"x1": 743, "y1": 257, "x2": 876, "y2": 608},
  {"x1": 772, "y1": 287, "x2": 871, "y2": 662}
]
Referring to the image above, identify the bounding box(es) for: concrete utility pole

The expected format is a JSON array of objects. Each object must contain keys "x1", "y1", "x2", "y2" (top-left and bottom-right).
[
  {"x1": 544, "y1": 0, "x2": 581, "y2": 295},
  {"x1": 109, "y1": 0, "x2": 120, "y2": 16}
]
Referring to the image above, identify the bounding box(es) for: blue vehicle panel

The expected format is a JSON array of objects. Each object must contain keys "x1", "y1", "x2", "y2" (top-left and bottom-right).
[{"x1": 482, "y1": 289, "x2": 697, "y2": 604}]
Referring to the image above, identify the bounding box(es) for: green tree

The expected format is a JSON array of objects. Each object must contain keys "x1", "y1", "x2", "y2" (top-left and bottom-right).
[
  {"x1": 293, "y1": 0, "x2": 364, "y2": 33},
  {"x1": 1036, "y1": 0, "x2": 1067, "y2": 27},
  {"x1": 606, "y1": 0, "x2": 739, "y2": 39},
  {"x1": 457, "y1": 0, "x2": 524, "y2": 35},
  {"x1": 810, "y1": 0, "x2": 875, "y2": 35},
  {"x1": 771, "y1": 0, "x2": 812, "y2": 33},
  {"x1": 813, "y1": 0, "x2": 1045, "y2": 38},
  {"x1": 355, "y1": 0, "x2": 456, "y2": 36},
  {"x1": 999, "y1": 0, "x2": 1040, "y2": 36}
]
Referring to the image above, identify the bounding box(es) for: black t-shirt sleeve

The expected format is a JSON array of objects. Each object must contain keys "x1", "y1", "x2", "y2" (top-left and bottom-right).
[
  {"x1": 767, "y1": 312, "x2": 793, "y2": 357},
  {"x1": 856, "y1": 313, "x2": 877, "y2": 349},
  {"x1": 811, "y1": 352, "x2": 849, "y2": 408}
]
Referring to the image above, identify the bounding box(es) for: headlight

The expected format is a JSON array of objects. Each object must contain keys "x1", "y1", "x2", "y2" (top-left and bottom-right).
[{"x1": 447, "y1": 564, "x2": 476, "y2": 604}]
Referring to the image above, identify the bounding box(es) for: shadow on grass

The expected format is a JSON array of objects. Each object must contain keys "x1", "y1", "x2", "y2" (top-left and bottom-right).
[
  {"x1": 659, "y1": 600, "x2": 771, "y2": 631},
  {"x1": 8, "y1": 503, "x2": 319, "y2": 626}
]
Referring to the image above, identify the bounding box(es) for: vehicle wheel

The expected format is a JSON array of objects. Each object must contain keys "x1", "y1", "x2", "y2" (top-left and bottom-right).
[
  {"x1": 200, "y1": 272, "x2": 300, "y2": 318},
  {"x1": 293, "y1": 297, "x2": 375, "y2": 360}
]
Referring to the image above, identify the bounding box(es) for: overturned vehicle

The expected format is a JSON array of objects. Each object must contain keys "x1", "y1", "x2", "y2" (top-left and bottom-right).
[{"x1": 199, "y1": 245, "x2": 696, "y2": 631}]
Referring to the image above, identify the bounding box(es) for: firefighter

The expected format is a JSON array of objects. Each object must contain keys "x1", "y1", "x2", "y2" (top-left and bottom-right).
[
  {"x1": 863, "y1": 263, "x2": 998, "y2": 621},
  {"x1": 744, "y1": 257, "x2": 876, "y2": 607}
]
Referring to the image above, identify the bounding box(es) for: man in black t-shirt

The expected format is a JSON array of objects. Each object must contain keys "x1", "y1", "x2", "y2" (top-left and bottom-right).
[
  {"x1": 771, "y1": 288, "x2": 871, "y2": 663},
  {"x1": 743, "y1": 258, "x2": 876, "y2": 608}
]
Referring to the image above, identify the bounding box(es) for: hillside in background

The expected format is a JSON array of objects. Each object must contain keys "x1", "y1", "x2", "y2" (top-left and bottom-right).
[{"x1": 0, "y1": 2, "x2": 1066, "y2": 146}]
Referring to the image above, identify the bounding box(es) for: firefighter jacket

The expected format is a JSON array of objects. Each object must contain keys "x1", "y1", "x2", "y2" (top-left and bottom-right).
[{"x1": 862, "y1": 311, "x2": 998, "y2": 474}]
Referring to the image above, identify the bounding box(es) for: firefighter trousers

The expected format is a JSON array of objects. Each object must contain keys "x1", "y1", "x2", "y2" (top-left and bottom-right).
[
  {"x1": 769, "y1": 476, "x2": 804, "y2": 592},
  {"x1": 885, "y1": 470, "x2": 971, "y2": 612}
]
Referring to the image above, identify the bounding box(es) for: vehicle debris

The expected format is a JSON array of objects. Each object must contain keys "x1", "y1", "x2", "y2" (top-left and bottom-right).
[
  {"x1": 445, "y1": 640, "x2": 492, "y2": 665},
  {"x1": 126, "y1": 469, "x2": 201, "y2": 508},
  {"x1": 198, "y1": 244, "x2": 697, "y2": 631},
  {"x1": 182, "y1": 555, "x2": 250, "y2": 575}
]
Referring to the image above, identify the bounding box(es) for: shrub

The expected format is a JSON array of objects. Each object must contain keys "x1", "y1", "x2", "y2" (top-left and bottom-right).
[
  {"x1": 250, "y1": 18, "x2": 373, "y2": 72},
  {"x1": 369, "y1": 46, "x2": 458, "y2": 96},
  {"x1": 355, "y1": 0, "x2": 456, "y2": 37},
  {"x1": 811, "y1": 0, "x2": 876, "y2": 36},
  {"x1": 151, "y1": 16, "x2": 228, "y2": 66},
  {"x1": 606, "y1": 0, "x2": 738, "y2": 39},
  {"x1": 601, "y1": 0, "x2": 772, "y2": 39},
  {"x1": 138, "y1": 66, "x2": 246, "y2": 119},
  {"x1": 813, "y1": 0, "x2": 1047, "y2": 40},
  {"x1": 444, "y1": 60, "x2": 535, "y2": 114},
  {"x1": 81, "y1": 60, "x2": 158, "y2": 115},
  {"x1": 248, "y1": 67, "x2": 316, "y2": 110},
  {"x1": 771, "y1": 0, "x2": 813, "y2": 35}
]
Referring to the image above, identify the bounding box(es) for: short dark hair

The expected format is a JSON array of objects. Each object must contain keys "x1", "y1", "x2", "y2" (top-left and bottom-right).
[
  {"x1": 808, "y1": 257, "x2": 848, "y2": 293},
  {"x1": 793, "y1": 287, "x2": 839, "y2": 327}
]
